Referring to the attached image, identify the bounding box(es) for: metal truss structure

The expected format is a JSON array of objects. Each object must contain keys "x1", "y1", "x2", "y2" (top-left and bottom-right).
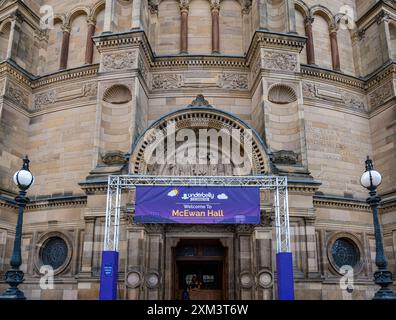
[{"x1": 104, "y1": 175, "x2": 290, "y2": 253}]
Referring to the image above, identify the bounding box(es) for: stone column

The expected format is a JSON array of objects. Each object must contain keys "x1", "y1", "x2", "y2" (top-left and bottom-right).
[
  {"x1": 329, "y1": 25, "x2": 341, "y2": 71},
  {"x1": 6, "y1": 19, "x2": 16, "y2": 60},
  {"x1": 85, "y1": 20, "x2": 96, "y2": 65},
  {"x1": 59, "y1": 25, "x2": 71, "y2": 70},
  {"x1": 304, "y1": 16, "x2": 315, "y2": 65},
  {"x1": 180, "y1": 0, "x2": 189, "y2": 54},
  {"x1": 211, "y1": 0, "x2": 220, "y2": 54},
  {"x1": 286, "y1": 0, "x2": 297, "y2": 34},
  {"x1": 103, "y1": 0, "x2": 115, "y2": 33}
]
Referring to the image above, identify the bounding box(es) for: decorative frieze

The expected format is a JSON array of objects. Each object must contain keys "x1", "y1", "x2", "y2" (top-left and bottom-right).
[
  {"x1": 152, "y1": 74, "x2": 183, "y2": 90},
  {"x1": 369, "y1": 82, "x2": 393, "y2": 109},
  {"x1": 262, "y1": 51, "x2": 297, "y2": 72},
  {"x1": 6, "y1": 82, "x2": 29, "y2": 108},
  {"x1": 303, "y1": 81, "x2": 367, "y2": 112},
  {"x1": 33, "y1": 82, "x2": 98, "y2": 111},
  {"x1": 217, "y1": 73, "x2": 248, "y2": 90},
  {"x1": 102, "y1": 50, "x2": 137, "y2": 72}
]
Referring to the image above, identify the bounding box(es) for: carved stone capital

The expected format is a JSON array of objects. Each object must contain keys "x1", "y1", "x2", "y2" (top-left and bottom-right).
[
  {"x1": 304, "y1": 16, "x2": 314, "y2": 26},
  {"x1": 376, "y1": 11, "x2": 390, "y2": 24},
  {"x1": 179, "y1": 0, "x2": 189, "y2": 12},
  {"x1": 210, "y1": 0, "x2": 220, "y2": 12},
  {"x1": 149, "y1": 0, "x2": 159, "y2": 14},
  {"x1": 61, "y1": 25, "x2": 71, "y2": 33}
]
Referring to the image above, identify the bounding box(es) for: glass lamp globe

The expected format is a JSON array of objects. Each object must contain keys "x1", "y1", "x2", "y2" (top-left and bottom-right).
[
  {"x1": 13, "y1": 169, "x2": 34, "y2": 191},
  {"x1": 360, "y1": 170, "x2": 382, "y2": 189}
]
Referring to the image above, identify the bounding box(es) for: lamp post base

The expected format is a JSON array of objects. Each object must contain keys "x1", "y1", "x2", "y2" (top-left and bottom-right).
[
  {"x1": 0, "y1": 269, "x2": 26, "y2": 300},
  {"x1": 373, "y1": 270, "x2": 396, "y2": 300},
  {"x1": 0, "y1": 288, "x2": 26, "y2": 300}
]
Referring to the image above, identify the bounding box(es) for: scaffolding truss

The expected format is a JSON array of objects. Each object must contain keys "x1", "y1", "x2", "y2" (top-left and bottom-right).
[{"x1": 104, "y1": 175, "x2": 291, "y2": 253}]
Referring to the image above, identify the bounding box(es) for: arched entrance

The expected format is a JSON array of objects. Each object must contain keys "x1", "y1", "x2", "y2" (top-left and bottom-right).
[
  {"x1": 173, "y1": 239, "x2": 227, "y2": 300},
  {"x1": 106, "y1": 97, "x2": 291, "y2": 301}
]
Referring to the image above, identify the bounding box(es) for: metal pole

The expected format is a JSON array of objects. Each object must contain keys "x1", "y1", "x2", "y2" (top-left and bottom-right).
[
  {"x1": 367, "y1": 189, "x2": 396, "y2": 300},
  {"x1": 0, "y1": 190, "x2": 28, "y2": 300}
]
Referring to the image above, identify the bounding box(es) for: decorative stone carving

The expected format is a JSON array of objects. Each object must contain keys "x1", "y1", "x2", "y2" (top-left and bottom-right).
[
  {"x1": 148, "y1": 0, "x2": 159, "y2": 14},
  {"x1": 33, "y1": 83, "x2": 98, "y2": 110},
  {"x1": 103, "y1": 85, "x2": 132, "y2": 104},
  {"x1": 268, "y1": 84, "x2": 297, "y2": 104},
  {"x1": 152, "y1": 74, "x2": 184, "y2": 90},
  {"x1": 217, "y1": 73, "x2": 248, "y2": 90},
  {"x1": 342, "y1": 93, "x2": 366, "y2": 111},
  {"x1": 6, "y1": 83, "x2": 29, "y2": 108},
  {"x1": 102, "y1": 150, "x2": 129, "y2": 165},
  {"x1": 83, "y1": 82, "x2": 98, "y2": 97},
  {"x1": 302, "y1": 82, "x2": 316, "y2": 98},
  {"x1": 240, "y1": 271, "x2": 254, "y2": 289},
  {"x1": 369, "y1": 82, "x2": 393, "y2": 109},
  {"x1": 272, "y1": 150, "x2": 299, "y2": 165},
  {"x1": 102, "y1": 51, "x2": 137, "y2": 71},
  {"x1": 262, "y1": 51, "x2": 297, "y2": 72},
  {"x1": 179, "y1": 0, "x2": 189, "y2": 11},
  {"x1": 33, "y1": 90, "x2": 56, "y2": 110},
  {"x1": 257, "y1": 270, "x2": 273, "y2": 288},
  {"x1": 188, "y1": 94, "x2": 210, "y2": 107},
  {"x1": 138, "y1": 57, "x2": 148, "y2": 83},
  {"x1": 126, "y1": 271, "x2": 143, "y2": 288}
]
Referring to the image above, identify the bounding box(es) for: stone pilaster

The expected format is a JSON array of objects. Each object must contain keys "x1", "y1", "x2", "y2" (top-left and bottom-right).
[
  {"x1": 258, "y1": 0, "x2": 268, "y2": 30},
  {"x1": 131, "y1": 0, "x2": 143, "y2": 29},
  {"x1": 103, "y1": 0, "x2": 115, "y2": 33},
  {"x1": 286, "y1": 0, "x2": 297, "y2": 34}
]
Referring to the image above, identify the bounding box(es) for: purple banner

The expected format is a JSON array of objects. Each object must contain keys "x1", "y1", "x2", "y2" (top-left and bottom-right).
[{"x1": 135, "y1": 186, "x2": 260, "y2": 224}]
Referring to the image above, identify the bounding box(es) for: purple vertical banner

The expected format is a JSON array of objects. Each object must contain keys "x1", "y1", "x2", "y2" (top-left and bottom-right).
[
  {"x1": 99, "y1": 251, "x2": 119, "y2": 300},
  {"x1": 276, "y1": 252, "x2": 295, "y2": 300}
]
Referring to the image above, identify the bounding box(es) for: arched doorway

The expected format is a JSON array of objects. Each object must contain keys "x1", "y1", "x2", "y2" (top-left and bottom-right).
[
  {"x1": 173, "y1": 239, "x2": 227, "y2": 300},
  {"x1": 124, "y1": 96, "x2": 275, "y2": 300}
]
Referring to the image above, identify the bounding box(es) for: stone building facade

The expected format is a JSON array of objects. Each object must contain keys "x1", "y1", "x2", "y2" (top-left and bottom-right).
[{"x1": 0, "y1": 0, "x2": 395, "y2": 300}]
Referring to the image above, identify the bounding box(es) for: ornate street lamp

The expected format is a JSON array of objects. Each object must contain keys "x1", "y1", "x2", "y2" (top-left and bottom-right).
[
  {"x1": 360, "y1": 156, "x2": 396, "y2": 300},
  {"x1": 0, "y1": 156, "x2": 34, "y2": 300}
]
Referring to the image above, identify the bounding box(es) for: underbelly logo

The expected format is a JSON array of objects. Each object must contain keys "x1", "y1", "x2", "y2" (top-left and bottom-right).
[{"x1": 339, "y1": 265, "x2": 354, "y2": 299}]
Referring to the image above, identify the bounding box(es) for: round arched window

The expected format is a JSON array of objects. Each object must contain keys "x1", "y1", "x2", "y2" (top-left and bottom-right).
[
  {"x1": 331, "y1": 238, "x2": 360, "y2": 269},
  {"x1": 40, "y1": 237, "x2": 68, "y2": 270}
]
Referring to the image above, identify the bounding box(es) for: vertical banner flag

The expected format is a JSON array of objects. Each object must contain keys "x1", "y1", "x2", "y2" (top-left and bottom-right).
[{"x1": 135, "y1": 186, "x2": 260, "y2": 224}]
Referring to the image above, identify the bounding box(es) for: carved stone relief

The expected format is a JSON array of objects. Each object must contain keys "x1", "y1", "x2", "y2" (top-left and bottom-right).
[
  {"x1": 6, "y1": 82, "x2": 29, "y2": 109},
  {"x1": 102, "y1": 50, "x2": 137, "y2": 72},
  {"x1": 303, "y1": 81, "x2": 367, "y2": 111},
  {"x1": 369, "y1": 82, "x2": 393, "y2": 109},
  {"x1": 151, "y1": 73, "x2": 248, "y2": 90},
  {"x1": 217, "y1": 73, "x2": 248, "y2": 90},
  {"x1": 262, "y1": 51, "x2": 297, "y2": 72},
  {"x1": 33, "y1": 82, "x2": 98, "y2": 111}
]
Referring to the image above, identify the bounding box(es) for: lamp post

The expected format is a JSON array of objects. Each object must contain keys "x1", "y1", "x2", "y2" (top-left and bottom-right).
[
  {"x1": 360, "y1": 156, "x2": 396, "y2": 300},
  {"x1": 0, "y1": 155, "x2": 34, "y2": 300}
]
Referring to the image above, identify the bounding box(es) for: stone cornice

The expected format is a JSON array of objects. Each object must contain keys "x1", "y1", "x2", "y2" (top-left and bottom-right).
[
  {"x1": 313, "y1": 195, "x2": 371, "y2": 212},
  {"x1": 0, "y1": 195, "x2": 87, "y2": 211},
  {"x1": 301, "y1": 65, "x2": 365, "y2": 90}
]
